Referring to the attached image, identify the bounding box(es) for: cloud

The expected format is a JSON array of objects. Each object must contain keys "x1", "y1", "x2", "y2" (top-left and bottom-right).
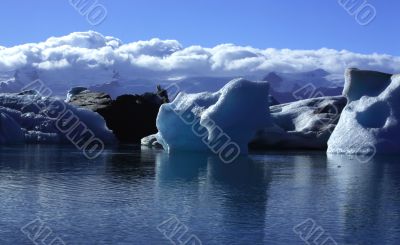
[{"x1": 1, "y1": 31, "x2": 400, "y2": 87}]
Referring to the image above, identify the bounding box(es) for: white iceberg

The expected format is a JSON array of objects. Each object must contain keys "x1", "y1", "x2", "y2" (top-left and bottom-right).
[
  {"x1": 156, "y1": 78, "x2": 270, "y2": 158},
  {"x1": 328, "y1": 69, "x2": 400, "y2": 154},
  {"x1": 0, "y1": 92, "x2": 116, "y2": 145}
]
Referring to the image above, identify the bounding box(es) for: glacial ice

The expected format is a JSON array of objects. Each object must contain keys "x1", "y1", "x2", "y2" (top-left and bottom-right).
[
  {"x1": 0, "y1": 112, "x2": 24, "y2": 144},
  {"x1": 328, "y1": 69, "x2": 400, "y2": 154},
  {"x1": 251, "y1": 96, "x2": 346, "y2": 150},
  {"x1": 156, "y1": 78, "x2": 270, "y2": 155},
  {"x1": 0, "y1": 92, "x2": 116, "y2": 144}
]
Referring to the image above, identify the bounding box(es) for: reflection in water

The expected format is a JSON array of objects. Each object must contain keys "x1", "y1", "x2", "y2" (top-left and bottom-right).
[
  {"x1": 104, "y1": 145, "x2": 158, "y2": 179},
  {"x1": 327, "y1": 154, "x2": 400, "y2": 244},
  {"x1": 155, "y1": 152, "x2": 208, "y2": 181},
  {"x1": 206, "y1": 156, "x2": 271, "y2": 244},
  {"x1": 155, "y1": 153, "x2": 271, "y2": 244},
  {"x1": 0, "y1": 145, "x2": 399, "y2": 244}
]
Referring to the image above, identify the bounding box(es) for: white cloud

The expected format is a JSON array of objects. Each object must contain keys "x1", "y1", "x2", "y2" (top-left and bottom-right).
[{"x1": 1, "y1": 31, "x2": 399, "y2": 88}]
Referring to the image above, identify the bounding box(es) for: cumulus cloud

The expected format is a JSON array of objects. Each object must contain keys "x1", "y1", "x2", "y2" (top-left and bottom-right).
[{"x1": 1, "y1": 31, "x2": 399, "y2": 88}]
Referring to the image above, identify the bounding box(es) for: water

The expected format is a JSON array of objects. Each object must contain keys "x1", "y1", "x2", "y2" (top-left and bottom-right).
[{"x1": 0, "y1": 145, "x2": 399, "y2": 245}]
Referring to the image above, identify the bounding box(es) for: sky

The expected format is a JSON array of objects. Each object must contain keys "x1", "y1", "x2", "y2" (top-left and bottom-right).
[{"x1": 0, "y1": 0, "x2": 399, "y2": 55}]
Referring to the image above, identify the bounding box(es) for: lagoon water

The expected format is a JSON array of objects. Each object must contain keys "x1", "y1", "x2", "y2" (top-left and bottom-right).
[{"x1": 0, "y1": 145, "x2": 399, "y2": 244}]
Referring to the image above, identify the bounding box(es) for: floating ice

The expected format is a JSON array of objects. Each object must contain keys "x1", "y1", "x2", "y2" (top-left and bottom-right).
[
  {"x1": 251, "y1": 96, "x2": 346, "y2": 150},
  {"x1": 156, "y1": 78, "x2": 270, "y2": 157},
  {"x1": 328, "y1": 69, "x2": 400, "y2": 154},
  {"x1": 0, "y1": 92, "x2": 116, "y2": 145}
]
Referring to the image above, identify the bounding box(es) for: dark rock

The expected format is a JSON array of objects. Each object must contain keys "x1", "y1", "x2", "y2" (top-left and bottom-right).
[{"x1": 68, "y1": 86, "x2": 169, "y2": 143}]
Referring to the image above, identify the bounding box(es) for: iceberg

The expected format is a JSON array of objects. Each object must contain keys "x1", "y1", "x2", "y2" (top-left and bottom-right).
[
  {"x1": 251, "y1": 96, "x2": 346, "y2": 150},
  {"x1": 0, "y1": 112, "x2": 24, "y2": 144},
  {"x1": 0, "y1": 91, "x2": 116, "y2": 145},
  {"x1": 156, "y1": 78, "x2": 270, "y2": 157},
  {"x1": 141, "y1": 134, "x2": 162, "y2": 148},
  {"x1": 328, "y1": 69, "x2": 400, "y2": 154}
]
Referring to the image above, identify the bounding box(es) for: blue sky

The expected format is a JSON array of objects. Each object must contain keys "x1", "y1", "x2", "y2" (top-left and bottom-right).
[{"x1": 0, "y1": 0, "x2": 398, "y2": 55}]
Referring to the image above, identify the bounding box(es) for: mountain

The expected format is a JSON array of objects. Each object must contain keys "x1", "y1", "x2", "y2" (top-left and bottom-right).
[
  {"x1": 263, "y1": 69, "x2": 344, "y2": 103},
  {"x1": 263, "y1": 69, "x2": 343, "y2": 92},
  {"x1": 0, "y1": 67, "x2": 39, "y2": 93},
  {"x1": 0, "y1": 66, "x2": 115, "y2": 96},
  {"x1": 0, "y1": 66, "x2": 344, "y2": 104}
]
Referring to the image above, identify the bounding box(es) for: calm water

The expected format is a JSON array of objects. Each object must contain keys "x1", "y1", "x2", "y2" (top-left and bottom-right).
[{"x1": 0, "y1": 145, "x2": 399, "y2": 245}]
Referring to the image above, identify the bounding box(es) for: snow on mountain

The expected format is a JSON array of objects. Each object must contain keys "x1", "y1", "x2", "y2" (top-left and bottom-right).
[
  {"x1": 263, "y1": 69, "x2": 343, "y2": 92},
  {"x1": 262, "y1": 69, "x2": 344, "y2": 103},
  {"x1": 1, "y1": 31, "x2": 400, "y2": 97}
]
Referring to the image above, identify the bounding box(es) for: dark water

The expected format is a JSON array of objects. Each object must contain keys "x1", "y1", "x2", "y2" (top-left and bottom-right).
[{"x1": 0, "y1": 145, "x2": 399, "y2": 245}]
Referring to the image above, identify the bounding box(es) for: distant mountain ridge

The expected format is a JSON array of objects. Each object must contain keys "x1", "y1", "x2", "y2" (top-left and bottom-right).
[
  {"x1": 262, "y1": 69, "x2": 344, "y2": 103},
  {"x1": 0, "y1": 66, "x2": 344, "y2": 103}
]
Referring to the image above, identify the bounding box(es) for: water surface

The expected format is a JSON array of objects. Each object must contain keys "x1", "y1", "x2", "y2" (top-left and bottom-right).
[{"x1": 0, "y1": 145, "x2": 399, "y2": 244}]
